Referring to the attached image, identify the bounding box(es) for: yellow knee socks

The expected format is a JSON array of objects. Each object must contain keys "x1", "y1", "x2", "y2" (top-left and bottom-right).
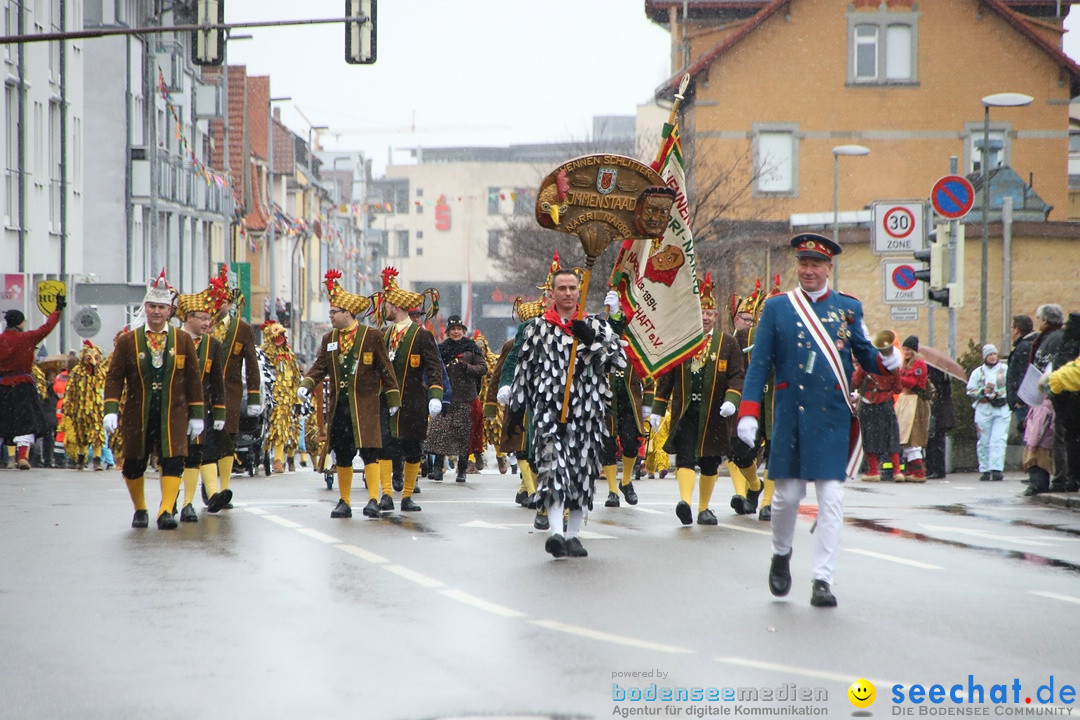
[
  {"x1": 676, "y1": 467, "x2": 696, "y2": 504},
  {"x1": 699, "y1": 473, "x2": 719, "y2": 511},
  {"x1": 403, "y1": 462, "x2": 420, "y2": 498},
  {"x1": 364, "y1": 462, "x2": 381, "y2": 501},
  {"x1": 217, "y1": 455, "x2": 234, "y2": 490},
  {"x1": 603, "y1": 465, "x2": 618, "y2": 494},
  {"x1": 621, "y1": 456, "x2": 636, "y2": 486},
  {"x1": 158, "y1": 475, "x2": 182, "y2": 518},
  {"x1": 762, "y1": 469, "x2": 774, "y2": 508},
  {"x1": 379, "y1": 459, "x2": 393, "y2": 496},
  {"x1": 520, "y1": 462, "x2": 537, "y2": 495},
  {"x1": 200, "y1": 462, "x2": 220, "y2": 496},
  {"x1": 182, "y1": 467, "x2": 200, "y2": 506},
  {"x1": 273, "y1": 442, "x2": 284, "y2": 464},
  {"x1": 338, "y1": 465, "x2": 354, "y2": 505},
  {"x1": 741, "y1": 461, "x2": 763, "y2": 492},
  {"x1": 125, "y1": 476, "x2": 146, "y2": 510},
  {"x1": 727, "y1": 460, "x2": 748, "y2": 496}
]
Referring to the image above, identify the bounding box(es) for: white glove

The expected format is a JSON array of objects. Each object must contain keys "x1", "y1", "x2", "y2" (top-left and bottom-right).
[
  {"x1": 246, "y1": 403, "x2": 262, "y2": 416},
  {"x1": 737, "y1": 416, "x2": 758, "y2": 448},
  {"x1": 389, "y1": 405, "x2": 399, "y2": 416},
  {"x1": 881, "y1": 350, "x2": 901, "y2": 372},
  {"x1": 103, "y1": 413, "x2": 118, "y2": 434},
  {"x1": 188, "y1": 418, "x2": 205, "y2": 440},
  {"x1": 496, "y1": 386, "x2": 511, "y2": 405},
  {"x1": 213, "y1": 419, "x2": 225, "y2": 431},
  {"x1": 428, "y1": 398, "x2": 442, "y2": 417},
  {"x1": 719, "y1": 401, "x2": 736, "y2": 418},
  {"x1": 297, "y1": 386, "x2": 310, "y2": 401},
  {"x1": 604, "y1": 290, "x2": 620, "y2": 315},
  {"x1": 649, "y1": 413, "x2": 662, "y2": 432}
]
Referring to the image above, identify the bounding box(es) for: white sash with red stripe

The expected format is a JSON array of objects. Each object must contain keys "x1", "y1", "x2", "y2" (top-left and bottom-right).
[{"x1": 787, "y1": 289, "x2": 863, "y2": 481}]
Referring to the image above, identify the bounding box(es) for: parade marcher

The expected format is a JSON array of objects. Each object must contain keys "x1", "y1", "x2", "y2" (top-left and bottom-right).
[
  {"x1": 211, "y1": 266, "x2": 262, "y2": 500},
  {"x1": 965, "y1": 344, "x2": 1010, "y2": 482},
  {"x1": 601, "y1": 289, "x2": 644, "y2": 509},
  {"x1": 474, "y1": 330, "x2": 509, "y2": 475},
  {"x1": 1006, "y1": 315, "x2": 1036, "y2": 434},
  {"x1": 1046, "y1": 313, "x2": 1080, "y2": 492},
  {"x1": 508, "y1": 266, "x2": 625, "y2": 558},
  {"x1": 424, "y1": 315, "x2": 486, "y2": 482},
  {"x1": 103, "y1": 271, "x2": 204, "y2": 529},
  {"x1": 176, "y1": 281, "x2": 231, "y2": 521},
  {"x1": 895, "y1": 335, "x2": 931, "y2": 482},
  {"x1": 1, "y1": 302, "x2": 64, "y2": 469},
  {"x1": 649, "y1": 273, "x2": 744, "y2": 526},
  {"x1": 375, "y1": 267, "x2": 444, "y2": 512},
  {"x1": 852, "y1": 357, "x2": 903, "y2": 482},
  {"x1": 260, "y1": 322, "x2": 302, "y2": 474},
  {"x1": 62, "y1": 341, "x2": 108, "y2": 471},
  {"x1": 300, "y1": 270, "x2": 399, "y2": 518},
  {"x1": 924, "y1": 366, "x2": 954, "y2": 479},
  {"x1": 736, "y1": 234, "x2": 900, "y2": 607},
  {"x1": 725, "y1": 282, "x2": 766, "y2": 515}
]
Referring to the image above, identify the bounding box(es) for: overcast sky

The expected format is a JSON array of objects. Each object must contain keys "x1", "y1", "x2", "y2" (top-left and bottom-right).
[
  {"x1": 224, "y1": 0, "x2": 672, "y2": 175},
  {"x1": 225, "y1": 2, "x2": 1080, "y2": 177}
]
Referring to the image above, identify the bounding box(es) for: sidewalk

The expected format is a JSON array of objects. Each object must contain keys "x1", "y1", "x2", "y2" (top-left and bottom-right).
[{"x1": 1031, "y1": 491, "x2": 1080, "y2": 511}]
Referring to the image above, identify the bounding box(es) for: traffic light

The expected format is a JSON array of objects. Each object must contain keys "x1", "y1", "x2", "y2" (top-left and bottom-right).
[
  {"x1": 192, "y1": 0, "x2": 225, "y2": 66},
  {"x1": 346, "y1": 0, "x2": 377, "y2": 65},
  {"x1": 913, "y1": 223, "x2": 964, "y2": 308}
]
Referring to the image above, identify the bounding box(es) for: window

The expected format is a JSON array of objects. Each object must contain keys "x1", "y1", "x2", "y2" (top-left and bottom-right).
[
  {"x1": 396, "y1": 230, "x2": 409, "y2": 257},
  {"x1": 513, "y1": 188, "x2": 532, "y2": 216},
  {"x1": 416, "y1": 247, "x2": 423, "y2": 256},
  {"x1": 415, "y1": 188, "x2": 423, "y2": 197},
  {"x1": 416, "y1": 230, "x2": 423, "y2": 239},
  {"x1": 487, "y1": 229, "x2": 501, "y2": 258},
  {"x1": 754, "y1": 128, "x2": 796, "y2": 195},
  {"x1": 487, "y1": 186, "x2": 499, "y2": 215},
  {"x1": 848, "y1": 8, "x2": 918, "y2": 85},
  {"x1": 5, "y1": 83, "x2": 17, "y2": 224},
  {"x1": 4, "y1": 5, "x2": 13, "y2": 63},
  {"x1": 49, "y1": 101, "x2": 60, "y2": 229}
]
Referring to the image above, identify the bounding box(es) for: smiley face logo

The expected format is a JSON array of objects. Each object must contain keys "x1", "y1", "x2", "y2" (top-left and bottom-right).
[{"x1": 848, "y1": 678, "x2": 876, "y2": 708}]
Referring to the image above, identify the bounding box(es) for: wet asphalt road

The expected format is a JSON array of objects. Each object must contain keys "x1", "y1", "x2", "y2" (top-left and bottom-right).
[{"x1": 2, "y1": 464, "x2": 1078, "y2": 720}]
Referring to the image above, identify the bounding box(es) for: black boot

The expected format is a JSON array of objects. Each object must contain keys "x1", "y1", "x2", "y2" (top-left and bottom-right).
[
  {"x1": 456, "y1": 455, "x2": 468, "y2": 482},
  {"x1": 431, "y1": 455, "x2": 444, "y2": 482},
  {"x1": 1023, "y1": 467, "x2": 1051, "y2": 496}
]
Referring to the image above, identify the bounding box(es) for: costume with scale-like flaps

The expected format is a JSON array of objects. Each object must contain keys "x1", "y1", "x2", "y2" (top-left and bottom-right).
[{"x1": 508, "y1": 314, "x2": 624, "y2": 512}]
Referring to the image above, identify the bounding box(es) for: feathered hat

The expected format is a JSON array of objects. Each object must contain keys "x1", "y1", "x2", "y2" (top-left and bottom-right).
[
  {"x1": 142, "y1": 268, "x2": 177, "y2": 306},
  {"x1": 324, "y1": 268, "x2": 371, "y2": 316},
  {"x1": 215, "y1": 264, "x2": 245, "y2": 310},
  {"x1": 176, "y1": 272, "x2": 231, "y2": 320},
  {"x1": 376, "y1": 267, "x2": 439, "y2": 321},
  {"x1": 513, "y1": 295, "x2": 546, "y2": 322},
  {"x1": 699, "y1": 272, "x2": 717, "y2": 311},
  {"x1": 536, "y1": 250, "x2": 580, "y2": 291}
]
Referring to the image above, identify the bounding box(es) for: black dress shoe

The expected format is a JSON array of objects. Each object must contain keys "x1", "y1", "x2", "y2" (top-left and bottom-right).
[
  {"x1": 221, "y1": 502, "x2": 234, "y2": 510},
  {"x1": 1022, "y1": 483, "x2": 1047, "y2": 497},
  {"x1": 330, "y1": 499, "x2": 352, "y2": 518},
  {"x1": 400, "y1": 497, "x2": 421, "y2": 512},
  {"x1": 545, "y1": 533, "x2": 567, "y2": 558},
  {"x1": 362, "y1": 499, "x2": 381, "y2": 518},
  {"x1": 455, "y1": 472, "x2": 466, "y2": 483},
  {"x1": 758, "y1": 505, "x2": 772, "y2": 522},
  {"x1": 206, "y1": 489, "x2": 233, "y2": 514},
  {"x1": 180, "y1": 504, "x2": 198, "y2": 522},
  {"x1": 979, "y1": 472, "x2": 991, "y2": 482},
  {"x1": 697, "y1": 508, "x2": 718, "y2": 525},
  {"x1": 768, "y1": 551, "x2": 792, "y2": 597},
  {"x1": 990, "y1": 470, "x2": 1004, "y2": 482},
  {"x1": 810, "y1": 579, "x2": 837, "y2": 607},
  {"x1": 157, "y1": 511, "x2": 178, "y2": 530},
  {"x1": 565, "y1": 537, "x2": 588, "y2": 557},
  {"x1": 730, "y1": 494, "x2": 747, "y2": 515},
  {"x1": 534, "y1": 510, "x2": 550, "y2": 530},
  {"x1": 675, "y1": 500, "x2": 693, "y2": 526},
  {"x1": 392, "y1": 476, "x2": 404, "y2": 492},
  {"x1": 131, "y1": 510, "x2": 149, "y2": 528},
  {"x1": 619, "y1": 481, "x2": 638, "y2": 505},
  {"x1": 378, "y1": 494, "x2": 394, "y2": 511},
  {"x1": 525, "y1": 493, "x2": 538, "y2": 509},
  {"x1": 514, "y1": 490, "x2": 527, "y2": 505},
  {"x1": 744, "y1": 487, "x2": 762, "y2": 514},
  {"x1": 604, "y1": 491, "x2": 620, "y2": 508}
]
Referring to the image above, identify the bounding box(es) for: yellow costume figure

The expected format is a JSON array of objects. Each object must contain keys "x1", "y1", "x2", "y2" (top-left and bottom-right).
[
  {"x1": 473, "y1": 330, "x2": 507, "y2": 472},
  {"x1": 261, "y1": 322, "x2": 301, "y2": 473},
  {"x1": 63, "y1": 341, "x2": 107, "y2": 470},
  {"x1": 645, "y1": 410, "x2": 672, "y2": 478}
]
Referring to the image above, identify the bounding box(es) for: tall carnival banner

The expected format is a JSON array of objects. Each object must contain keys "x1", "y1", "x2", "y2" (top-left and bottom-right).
[{"x1": 610, "y1": 118, "x2": 704, "y2": 379}]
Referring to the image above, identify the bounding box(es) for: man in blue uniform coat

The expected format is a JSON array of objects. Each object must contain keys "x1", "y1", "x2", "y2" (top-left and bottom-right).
[{"x1": 736, "y1": 233, "x2": 900, "y2": 607}]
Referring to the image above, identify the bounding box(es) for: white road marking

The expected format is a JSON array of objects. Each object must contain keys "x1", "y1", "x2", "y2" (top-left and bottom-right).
[
  {"x1": 717, "y1": 522, "x2": 772, "y2": 536},
  {"x1": 530, "y1": 620, "x2": 692, "y2": 654},
  {"x1": 1030, "y1": 590, "x2": 1080, "y2": 606},
  {"x1": 297, "y1": 528, "x2": 342, "y2": 544},
  {"x1": 713, "y1": 657, "x2": 893, "y2": 687},
  {"x1": 243, "y1": 507, "x2": 267, "y2": 515},
  {"x1": 845, "y1": 548, "x2": 943, "y2": 569},
  {"x1": 263, "y1": 514, "x2": 302, "y2": 529},
  {"x1": 382, "y1": 564, "x2": 446, "y2": 588},
  {"x1": 439, "y1": 589, "x2": 527, "y2": 618},
  {"x1": 632, "y1": 507, "x2": 665, "y2": 515},
  {"x1": 336, "y1": 544, "x2": 389, "y2": 564}
]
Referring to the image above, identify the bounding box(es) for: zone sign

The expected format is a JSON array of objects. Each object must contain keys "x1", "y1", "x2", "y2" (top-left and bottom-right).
[{"x1": 872, "y1": 201, "x2": 927, "y2": 255}]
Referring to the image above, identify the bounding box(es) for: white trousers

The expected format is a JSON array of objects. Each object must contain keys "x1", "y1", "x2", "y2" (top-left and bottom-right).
[{"x1": 770, "y1": 478, "x2": 845, "y2": 583}]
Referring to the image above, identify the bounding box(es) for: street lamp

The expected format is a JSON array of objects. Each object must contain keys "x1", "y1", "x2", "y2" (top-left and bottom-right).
[
  {"x1": 832, "y1": 144, "x2": 870, "y2": 290},
  {"x1": 978, "y1": 92, "x2": 1032, "y2": 345},
  {"x1": 267, "y1": 94, "x2": 291, "y2": 322}
]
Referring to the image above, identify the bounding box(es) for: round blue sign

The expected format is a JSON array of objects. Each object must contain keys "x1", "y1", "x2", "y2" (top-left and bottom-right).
[
  {"x1": 892, "y1": 265, "x2": 918, "y2": 291},
  {"x1": 931, "y1": 175, "x2": 975, "y2": 219}
]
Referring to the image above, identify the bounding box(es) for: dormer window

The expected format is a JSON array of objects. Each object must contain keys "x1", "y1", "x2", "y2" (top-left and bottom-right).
[{"x1": 848, "y1": 5, "x2": 919, "y2": 85}]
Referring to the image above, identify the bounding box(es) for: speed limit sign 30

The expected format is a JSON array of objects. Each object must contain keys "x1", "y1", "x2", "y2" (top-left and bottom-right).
[{"x1": 872, "y1": 201, "x2": 927, "y2": 255}]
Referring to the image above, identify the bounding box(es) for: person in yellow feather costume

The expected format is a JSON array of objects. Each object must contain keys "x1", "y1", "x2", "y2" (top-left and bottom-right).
[
  {"x1": 63, "y1": 340, "x2": 108, "y2": 470},
  {"x1": 261, "y1": 322, "x2": 302, "y2": 473}
]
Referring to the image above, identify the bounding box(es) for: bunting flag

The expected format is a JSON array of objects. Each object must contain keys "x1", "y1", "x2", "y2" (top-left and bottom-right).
[
  {"x1": 609, "y1": 121, "x2": 704, "y2": 379},
  {"x1": 157, "y1": 69, "x2": 231, "y2": 192}
]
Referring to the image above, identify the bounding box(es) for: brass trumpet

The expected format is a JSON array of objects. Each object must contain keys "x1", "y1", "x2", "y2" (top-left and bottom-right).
[{"x1": 871, "y1": 329, "x2": 896, "y2": 356}]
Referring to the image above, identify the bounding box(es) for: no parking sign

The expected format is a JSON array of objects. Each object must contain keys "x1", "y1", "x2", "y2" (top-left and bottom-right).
[{"x1": 882, "y1": 260, "x2": 927, "y2": 305}]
